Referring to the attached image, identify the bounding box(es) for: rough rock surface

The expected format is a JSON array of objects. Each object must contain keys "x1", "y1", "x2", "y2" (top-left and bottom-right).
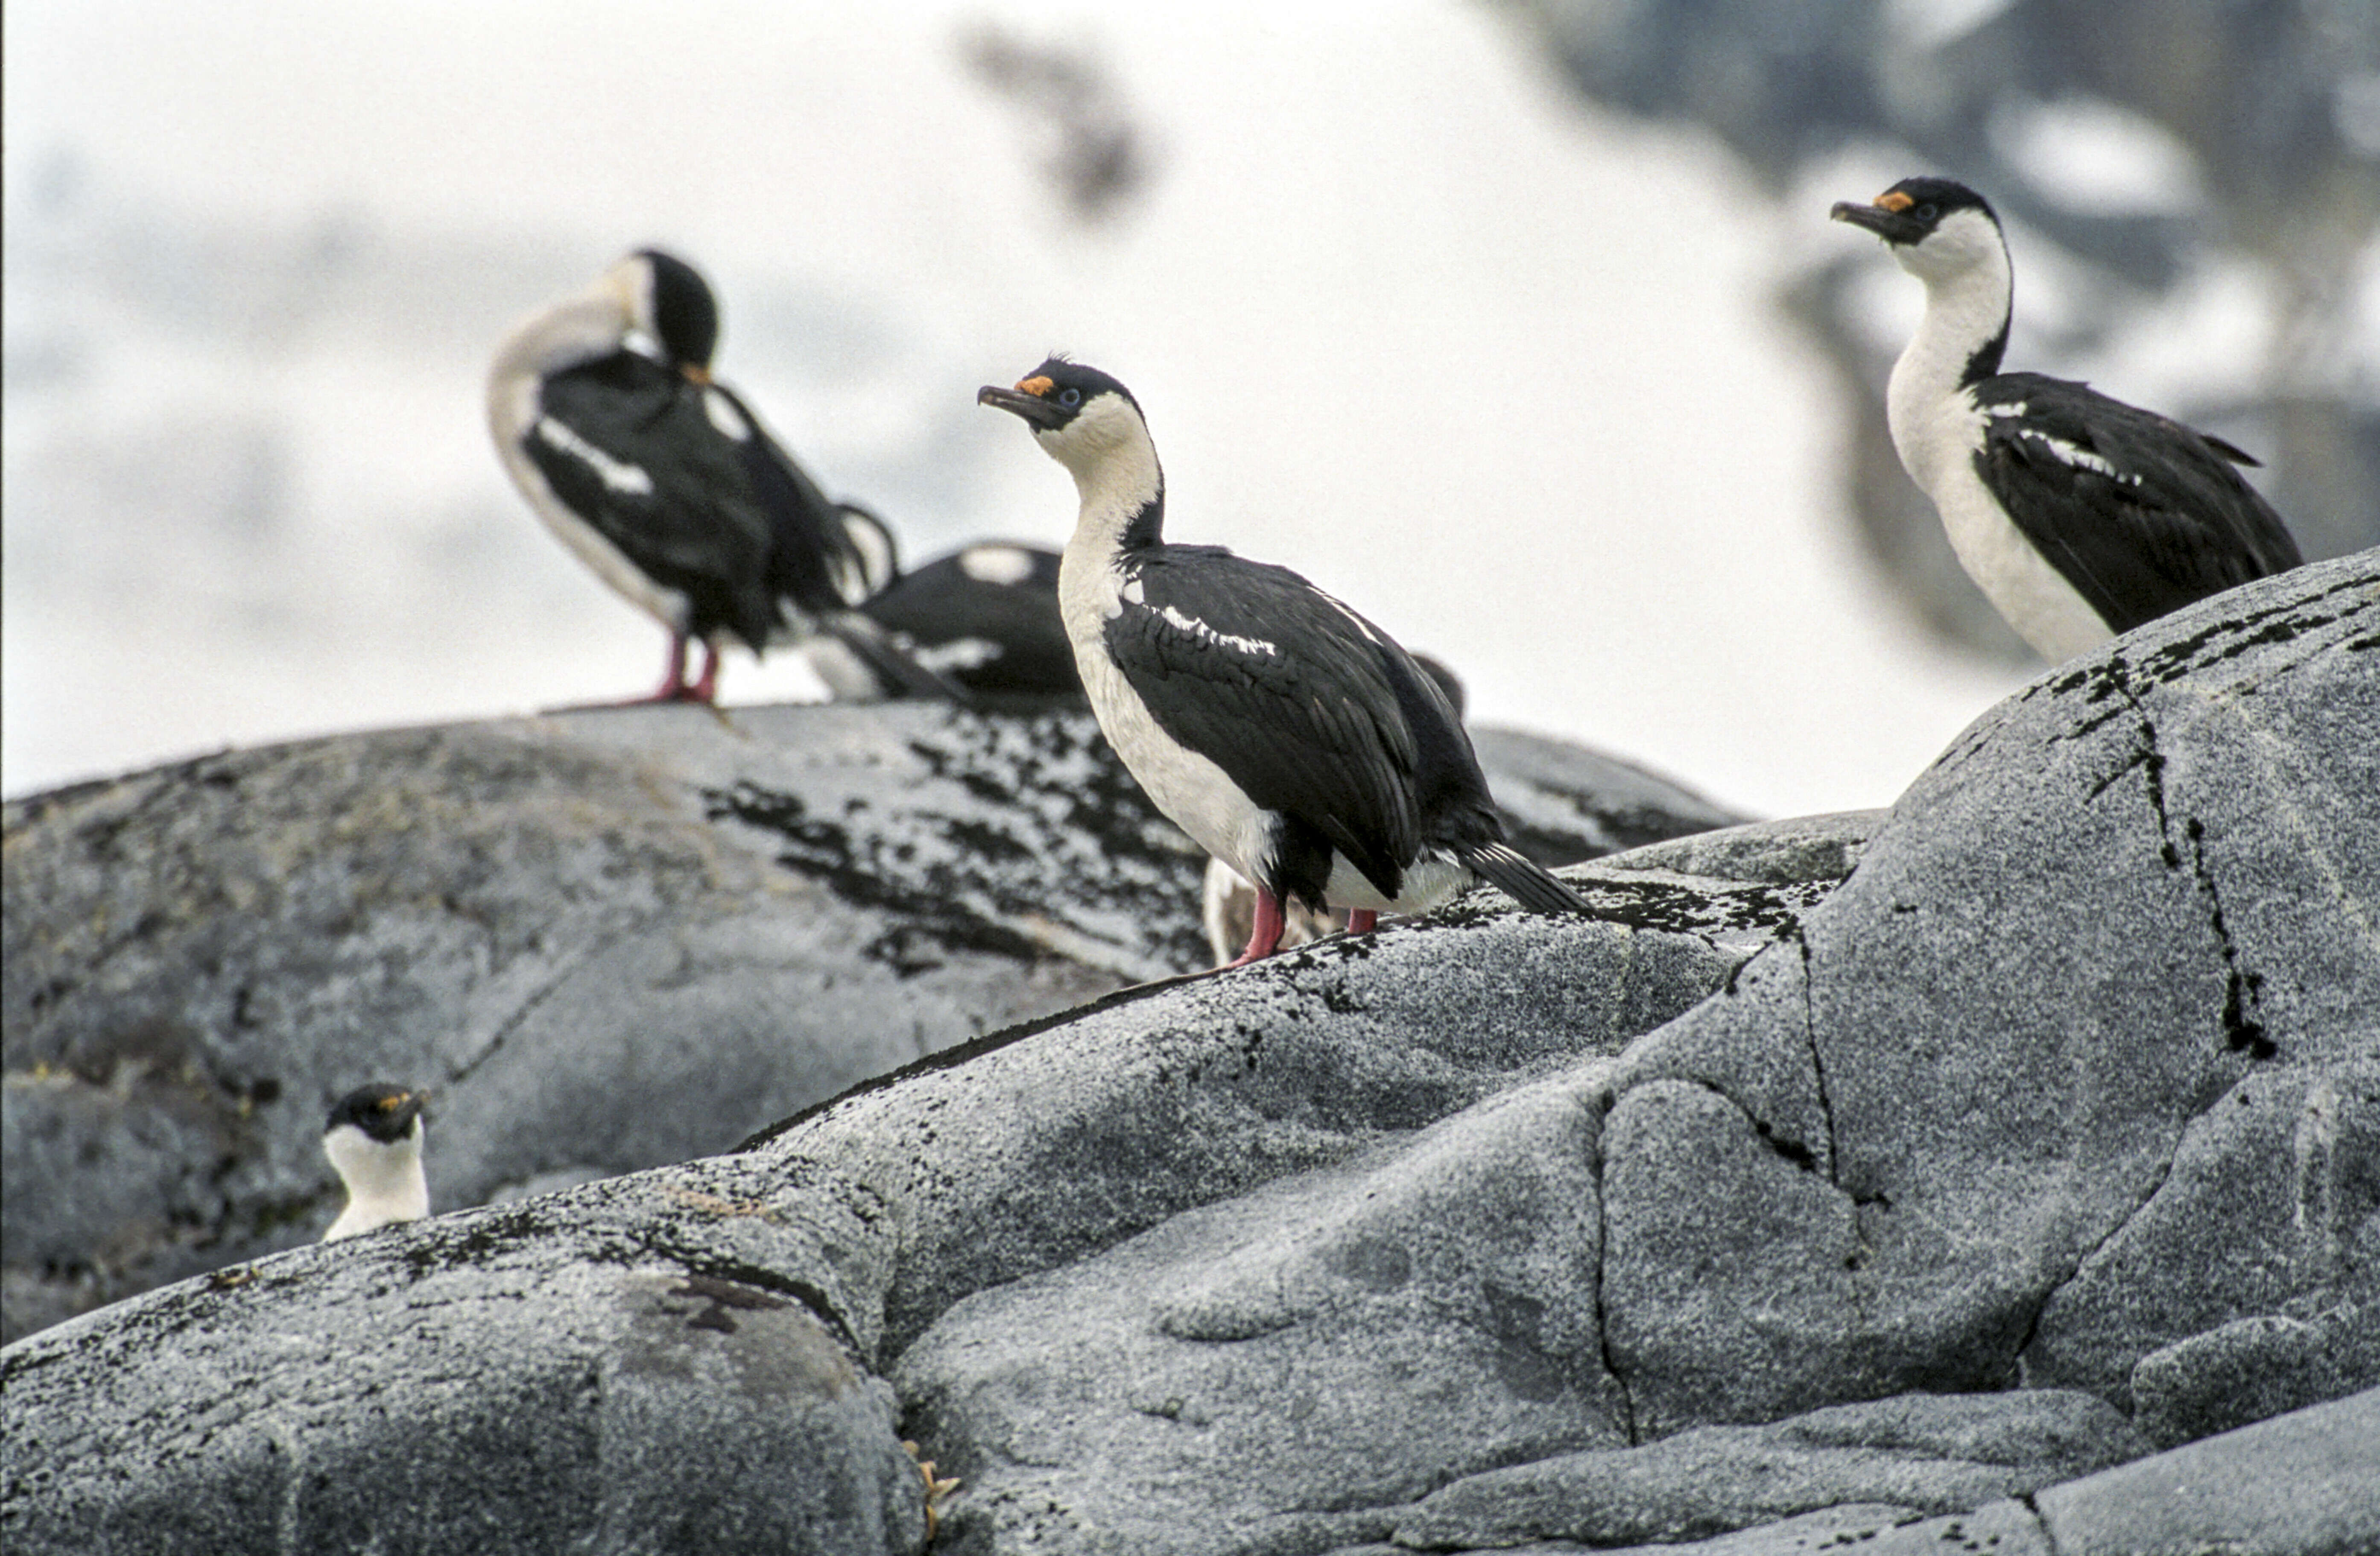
[
  {"x1": 3, "y1": 818, "x2": 1833, "y2": 1555},
  {"x1": 880, "y1": 556, "x2": 2377, "y2": 1551},
  {"x1": 3, "y1": 552, "x2": 2375, "y2": 1556},
  {"x1": 0, "y1": 1156, "x2": 933, "y2": 1556},
  {"x1": 2, "y1": 699, "x2": 1732, "y2": 1342}
]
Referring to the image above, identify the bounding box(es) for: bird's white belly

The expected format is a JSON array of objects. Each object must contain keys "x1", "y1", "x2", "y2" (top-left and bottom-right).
[
  {"x1": 1070, "y1": 634, "x2": 1276, "y2": 879},
  {"x1": 1893, "y1": 393, "x2": 2111, "y2": 662},
  {"x1": 533, "y1": 491, "x2": 694, "y2": 634},
  {"x1": 1928, "y1": 467, "x2": 2113, "y2": 661}
]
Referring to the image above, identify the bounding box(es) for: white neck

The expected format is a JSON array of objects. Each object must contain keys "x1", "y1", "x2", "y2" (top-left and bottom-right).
[
  {"x1": 1885, "y1": 210, "x2": 2013, "y2": 490},
  {"x1": 1044, "y1": 395, "x2": 1166, "y2": 562},
  {"x1": 323, "y1": 1122, "x2": 429, "y2": 1239},
  {"x1": 486, "y1": 275, "x2": 636, "y2": 443}
]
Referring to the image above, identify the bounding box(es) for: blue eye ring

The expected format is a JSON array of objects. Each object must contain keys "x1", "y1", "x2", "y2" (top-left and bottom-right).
[
  {"x1": 1058, "y1": 388, "x2": 1081, "y2": 407},
  {"x1": 1915, "y1": 203, "x2": 1939, "y2": 222}
]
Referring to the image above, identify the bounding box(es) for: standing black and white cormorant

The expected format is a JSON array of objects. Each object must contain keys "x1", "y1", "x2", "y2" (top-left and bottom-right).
[
  {"x1": 809, "y1": 539, "x2": 1083, "y2": 699},
  {"x1": 488, "y1": 249, "x2": 903, "y2": 702},
  {"x1": 1198, "y1": 652, "x2": 1467, "y2": 965},
  {"x1": 321, "y1": 1083, "x2": 428, "y2": 1241},
  {"x1": 1831, "y1": 178, "x2": 2302, "y2": 661},
  {"x1": 978, "y1": 359, "x2": 1587, "y2": 965}
]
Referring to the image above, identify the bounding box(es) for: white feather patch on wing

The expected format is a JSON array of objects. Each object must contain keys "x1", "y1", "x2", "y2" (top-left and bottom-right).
[
  {"x1": 914, "y1": 637, "x2": 1003, "y2": 672},
  {"x1": 534, "y1": 417, "x2": 655, "y2": 495},
  {"x1": 703, "y1": 388, "x2": 751, "y2": 441},
  {"x1": 2005, "y1": 423, "x2": 2142, "y2": 486},
  {"x1": 958, "y1": 545, "x2": 1038, "y2": 586},
  {"x1": 1155, "y1": 603, "x2": 1278, "y2": 658}
]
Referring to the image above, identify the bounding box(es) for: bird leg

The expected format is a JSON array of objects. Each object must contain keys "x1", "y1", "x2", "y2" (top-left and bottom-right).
[
  {"x1": 1224, "y1": 888, "x2": 1288, "y2": 968},
  {"x1": 1345, "y1": 909, "x2": 1378, "y2": 935},
  {"x1": 642, "y1": 633, "x2": 694, "y2": 702},
  {"x1": 640, "y1": 633, "x2": 719, "y2": 704},
  {"x1": 687, "y1": 638, "x2": 722, "y2": 704}
]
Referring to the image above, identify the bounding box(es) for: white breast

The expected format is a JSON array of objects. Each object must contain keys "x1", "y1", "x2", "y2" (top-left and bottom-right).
[{"x1": 1888, "y1": 370, "x2": 2111, "y2": 663}]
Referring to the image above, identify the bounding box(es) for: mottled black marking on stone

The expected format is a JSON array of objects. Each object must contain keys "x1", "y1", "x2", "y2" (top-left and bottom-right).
[
  {"x1": 1792, "y1": 927, "x2": 1842, "y2": 1187},
  {"x1": 1753, "y1": 1117, "x2": 1820, "y2": 1174},
  {"x1": 701, "y1": 781, "x2": 1056, "y2": 969},
  {"x1": 1287, "y1": 929, "x2": 1378, "y2": 966},
  {"x1": 2181, "y1": 816, "x2": 2276, "y2": 1059},
  {"x1": 399, "y1": 1203, "x2": 556, "y2": 1275},
  {"x1": 2083, "y1": 736, "x2": 2155, "y2": 804},
  {"x1": 938, "y1": 816, "x2": 1035, "y2": 866},
  {"x1": 2093, "y1": 661, "x2": 2184, "y2": 871},
  {"x1": 2127, "y1": 574, "x2": 2368, "y2": 686}
]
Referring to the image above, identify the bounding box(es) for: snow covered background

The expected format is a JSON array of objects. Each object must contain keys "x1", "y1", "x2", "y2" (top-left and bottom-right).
[{"x1": 5, "y1": 0, "x2": 2047, "y2": 816}]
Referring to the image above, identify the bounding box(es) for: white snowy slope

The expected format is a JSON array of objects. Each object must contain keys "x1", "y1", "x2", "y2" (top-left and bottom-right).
[{"x1": 2, "y1": 0, "x2": 2021, "y2": 816}]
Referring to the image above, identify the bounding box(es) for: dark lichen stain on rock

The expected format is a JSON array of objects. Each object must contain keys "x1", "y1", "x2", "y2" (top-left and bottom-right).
[
  {"x1": 699, "y1": 783, "x2": 1055, "y2": 970},
  {"x1": 702, "y1": 706, "x2": 1210, "y2": 975}
]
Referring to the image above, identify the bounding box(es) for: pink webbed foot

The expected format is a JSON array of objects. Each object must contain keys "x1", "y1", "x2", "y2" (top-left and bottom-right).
[
  {"x1": 636, "y1": 634, "x2": 720, "y2": 704},
  {"x1": 1223, "y1": 888, "x2": 1288, "y2": 968}
]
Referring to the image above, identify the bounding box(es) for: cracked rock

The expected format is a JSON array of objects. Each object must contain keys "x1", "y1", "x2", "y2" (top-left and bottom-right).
[
  {"x1": 2, "y1": 553, "x2": 2372, "y2": 1555},
  {"x1": 0, "y1": 1157, "x2": 930, "y2": 1556},
  {"x1": 1383, "y1": 1390, "x2": 2143, "y2": 1548},
  {"x1": 2, "y1": 700, "x2": 1728, "y2": 1343}
]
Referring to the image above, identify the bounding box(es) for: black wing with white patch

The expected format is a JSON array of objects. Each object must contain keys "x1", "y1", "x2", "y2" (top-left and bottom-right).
[
  {"x1": 1972, "y1": 372, "x2": 2304, "y2": 634},
  {"x1": 524, "y1": 352, "x2": 788, "y2": 649},
  {"x1": 1105, "y1": 547, "x2": 1491, "y2": 901},
  {"x1": 860, "y1": 546, "x2": 1079, "y2": 695}
]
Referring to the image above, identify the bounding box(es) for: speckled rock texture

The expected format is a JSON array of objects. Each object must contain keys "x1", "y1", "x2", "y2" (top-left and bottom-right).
[
  {"x1": 866, "y1": 555, "x2": 2377, "y2": 1553},
  {"x1": 2, "y1": 819, "x2": 1826, "y2": 1556},
  {"x1": 2, "y1": 553, "x2": 2374, "y2": 1556},
  {"x1": 2, "y1": 697, "x2": 1732, "y2": 1343},
  {"x1": 1, "y1": 1157, "x2": 936, "y2": 1556}
]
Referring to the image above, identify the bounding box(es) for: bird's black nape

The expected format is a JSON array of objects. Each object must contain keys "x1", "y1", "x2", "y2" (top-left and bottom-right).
[
  {"x1": 635, "y1": 249, "x2": 720, "y2": 370},
  {"x1": 326, "y1": 1082, "x2": 424, "y2": 1143},
  {"x1": 1022, "y1": 357, "x2": 1138, "y2": 411}
]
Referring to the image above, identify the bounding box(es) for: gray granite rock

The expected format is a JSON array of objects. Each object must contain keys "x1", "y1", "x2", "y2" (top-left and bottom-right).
[
  {"x1": 3, "y1": 700, "x2": 1725, "y2": 1342},
  {"x1": 0, "y1": 1155, "x2": 930, "y2": 1556},
  {"x1": 2031, "y1": 1385, "x2": 2380, "y2": 1556},
  {"x1": 890, "y1": 553, "x2": 2378, "y2": 1550},
  {"x1": 1384, "y1": 1391, "x2": 2142, "y2": 1549},
  {"x1": 759, "y1": 862, "x2": 1800, "y2": 1362},
  {"x1": 3, "y1": 554, "x2": 2373, "y2": 1556},
  {"x1": 1601, "y1": 556, "x2": 2380, "y2": 1438},
  {"x1": 2129, "y1": 1304, "x2": 2380, "y2": 1449},
  {"x1": 2, "y1": 832, "x2": 1803, "y2": 1555},
  {"x1": 1813, "y1": 1386, "x2": 2380, "y2": 1556}
]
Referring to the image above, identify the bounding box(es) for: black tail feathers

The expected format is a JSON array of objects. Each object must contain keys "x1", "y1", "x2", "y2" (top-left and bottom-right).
[
  {"x1": 811, "y1": 613, "x2": 979, "y2": 704},
  {"x1": 1460, "y1": 842, "x2": 1591, "y2": 916}
]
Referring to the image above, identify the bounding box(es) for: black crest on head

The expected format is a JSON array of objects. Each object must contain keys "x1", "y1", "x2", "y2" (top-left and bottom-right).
[
  {"x1": 1880, "y1": 176, "x2": 1998, "y2": 235},
  {"x1": 1024, "y1": 357, "x2": 1139, "y2": 418},
  {"x1": 327, "y1": 1082, "x2": 423, "y2": 1143},
  {"x1": 637, "y1": 249, "x2": 721, "y2": 369}
]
